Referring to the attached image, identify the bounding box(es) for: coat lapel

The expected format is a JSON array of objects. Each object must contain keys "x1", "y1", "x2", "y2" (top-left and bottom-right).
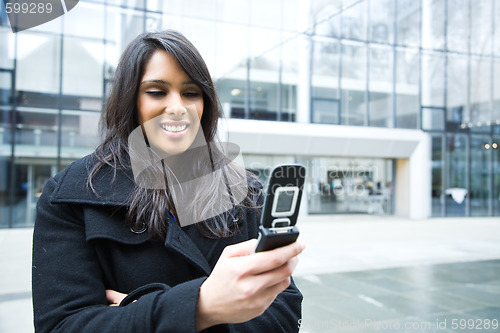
[{"x1": 164, "y1": 217, "x2": 212, "y2": 276}]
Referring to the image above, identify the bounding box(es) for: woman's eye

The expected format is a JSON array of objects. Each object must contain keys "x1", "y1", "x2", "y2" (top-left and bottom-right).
[
  {"x1": 184, "y1": 92, "x2": 201, "y2": 98},
  {"x1": 146, "y1": 91, "x2": 165, "y2": 97}
]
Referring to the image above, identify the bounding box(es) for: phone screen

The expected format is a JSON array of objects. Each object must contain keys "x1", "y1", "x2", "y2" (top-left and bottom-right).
[
  {"x1": 275, "y1": 190, "x2": 295, "y2": 213},
  {"x1": 271, "y1": 186, "x2": 299, "y2": 217}
]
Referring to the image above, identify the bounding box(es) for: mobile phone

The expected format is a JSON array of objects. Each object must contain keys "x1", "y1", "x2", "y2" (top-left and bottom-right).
[{"x1": 254, "y1": 164, "x2": 305, "y2": 252}]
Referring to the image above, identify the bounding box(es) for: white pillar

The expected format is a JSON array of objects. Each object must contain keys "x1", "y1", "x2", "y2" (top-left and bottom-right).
[
  {"x1": 408, "y1": 132, "x2": 431, "y2": 219},
  {"x1": 296, "y1": 0, "x2": 311, "y2": 124}
]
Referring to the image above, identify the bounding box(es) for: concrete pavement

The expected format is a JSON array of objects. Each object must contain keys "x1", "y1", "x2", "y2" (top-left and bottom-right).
[{"x1": 1, "y1": 215, "x2": 500, "y2": 332}]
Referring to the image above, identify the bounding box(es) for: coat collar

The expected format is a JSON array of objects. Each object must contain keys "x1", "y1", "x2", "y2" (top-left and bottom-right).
[{"x1": 50, "y1": 154, "x2": 136, "y2": 206}]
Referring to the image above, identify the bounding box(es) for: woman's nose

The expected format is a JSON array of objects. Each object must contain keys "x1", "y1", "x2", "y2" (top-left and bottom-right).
[{"x1": 165, "y1": 93, "x2": 186, "y2": 116}]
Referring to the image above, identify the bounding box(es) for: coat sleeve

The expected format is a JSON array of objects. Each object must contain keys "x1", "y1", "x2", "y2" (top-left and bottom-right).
[
  {"x1": 32, "y1": 177, "x2": 205, "y2": 333},
  {"x1": 229, "y1": 279, "x2": 302, "y2": 333}
]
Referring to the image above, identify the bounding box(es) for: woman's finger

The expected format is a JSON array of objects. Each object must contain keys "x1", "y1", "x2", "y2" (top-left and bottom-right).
[
  {"x1": 106, "y1": 290, "x2": 127, "y2": 306},
  {"x1": 242, "y1": 241, "x2": 305, "y2": 275}
]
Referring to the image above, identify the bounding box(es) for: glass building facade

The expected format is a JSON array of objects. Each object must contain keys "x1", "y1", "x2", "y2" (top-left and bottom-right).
[{"x1": 1, "y1": 0, "x2": 499, "y2": 227}]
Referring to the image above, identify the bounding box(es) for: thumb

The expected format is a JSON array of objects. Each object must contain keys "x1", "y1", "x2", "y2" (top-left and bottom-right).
[{"x1": 222, "y1": 238, "x2": 258, "y2": 258}]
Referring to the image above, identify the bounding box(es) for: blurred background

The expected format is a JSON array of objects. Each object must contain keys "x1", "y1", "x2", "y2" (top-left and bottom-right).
[
  {"x1": 1, "y1": 1, "x2": 500, "y2": 332},
  {"x1": 0, "y1": 0, "x2": 499, "y2": 228}
]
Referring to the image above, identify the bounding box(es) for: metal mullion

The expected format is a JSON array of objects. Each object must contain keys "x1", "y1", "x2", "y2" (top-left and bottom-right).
[
  {"x1": 339, "y1": 9, "x2": 344, "y2": 125},
  {"x1": 56, "y1": 17, "x2": 64, "y2": 171},
  {"x1": 441, "y1": 134, "x2": 446, "y2": 217},
  {"x1": 465, "y1": 133, "x2": 470, "y2": 216},
  {"x1": 8, "y1": 32, "x2": 18, "y2": 228},
  {"x1": 366, "y1": 0, "x2": 370, "y2": 127},
  {"x1": 392, "y1": 0, "x2": 398, "y2": 128},
  {"x1": 488, "y1": 132, "x2": 494, "y2": 215},
  {"x1": 488, "y1": 0, "x2": 495, "y2": 216},
  {"x1": 417, "y1": 0, "x2": 423, "y2": 130}
]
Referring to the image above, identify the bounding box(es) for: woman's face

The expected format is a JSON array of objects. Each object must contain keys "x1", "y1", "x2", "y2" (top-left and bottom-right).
[{"x1": 137, "y1": 50, "x2": 204, "y2": 155}]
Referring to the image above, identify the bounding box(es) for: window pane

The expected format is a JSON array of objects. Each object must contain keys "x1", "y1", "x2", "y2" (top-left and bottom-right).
[
  {"x1": 471, "y1": 0, "x2": 493, "y2": 55},
  {"x1": 0, "y1": 27, "x2": 15, "y2": 69},
  {"x1": 216, "y1": 0, "x2": 250, "y2": 25},
  {"x1": 494, "y1": 58, "x2": 500, "y2": 124},
  {"x1": 281, "y1": 38, "x2": 299, "y2": 120},
  {"x1": 342, "y1": 0, "x2": 367, "y2": 41},
  {"x1": 370, "y1": 0, "x2": 394, "y2": 44},
  {"x1": 0, "y1": 5, "x2": 9, "y2": 28},
  {"x1": 494, "y1": 134, "x2": 500, "y2": 216},
  {"x1": 396, "y1": 0, "x2": 420, "y2": 47},
  {"x1": 63, "y1": 37, "x2": 103, "y2": 98},
  {"x1": 495, "y1": 1, "x2": 500, "y2": 56},
  {"x1": 422, "y1": 0, "x2": 445, "y2": 50},
  {"x1": 60, "y1": 110, "x2": 100, "y2": 158},
  {"x1": 250, "y1": 0, "x2": 281, "y2": 29},
  {"x1": 422, "y1": 107, "x2": 445, "y2": 131},
  {"x1": 249, "y1": 48, "x2": 280, "y2": 121},
  {"x1": 395, "y1": 48, "x2": 419, "y2": 128},
  {"x1": 447, "y1": 0, "x2": 470, "y2": 53},
  {"x1": 0, "y1": 72, "x2": 11, "y2": 105},
  {"x1": 341, "y1": 41, "x2": 367, "y2": 126},
  {"x1": 313, "y1": 4, "x2": 341, "y2": 38},
  {"x1": 312, "y1": 98, "x2": 339, "y2": 124},
  {"x1": 12, "y1": 163, "x2": 53, "y2": 227},
  {"x1": 421, "y1": 52, "x2": 445, "y2": 107},
  {"x1": 470, "y1": 56, "x2": 492, "y2": 126},
  {"x1": 447, "y1": 54, "x2": 468, "y2": 127},
  {"x1": 312, "y1": 38, "x2": 340, "y2": 77},
  {"x1": 431, "y1": 134, "x2": 443, "y2": 216},
  {"x1": 63, "y1": 2, "x2": 104, "y2": 39},
  {"x1": 369, "y1": 45, "x2": 393, "y2": 127},
  {"x1": 312, "y1": 37, "x2": 340, "y2": 124},
  {"x1": 0, "y1": 156, "x2": 9, "y2": 228},
  {"x1": 16, "y1": 33, "x2": 61, "y2": 95},
  {"x1": 215, "y1": 22, "x2": 249, "y2": 78},
  {"x1": 445, "y1": 134, "x2": 466, "y2": 216},
  {"x1": 470, "y1": 135, "x2": 491, "y2": 216},
  {"x1": 108, "y1": 0, "x2": 146, "y2": 8},
  {"x1": 0, "y1": 107, "x2": 12, "y2": 149},
  {"x1": 215, "y1": 77, "x2": 247, "y2": 119},
  {"x1": 15, "y1": 108, "x2": 58, "y2": 149},
  {"x1": 105, "y1": 7, "x2": 146, "y2": 59}
]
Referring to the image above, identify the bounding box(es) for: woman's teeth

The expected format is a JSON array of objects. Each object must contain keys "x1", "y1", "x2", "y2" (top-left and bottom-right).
[{"x1": 162, "y1": 124, "x2": 187, "y2": 132}]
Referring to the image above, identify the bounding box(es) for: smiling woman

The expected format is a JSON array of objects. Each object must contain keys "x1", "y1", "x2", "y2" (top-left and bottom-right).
[{"x1": 31, "y1": 30, "x2": 304, "y2": 333}]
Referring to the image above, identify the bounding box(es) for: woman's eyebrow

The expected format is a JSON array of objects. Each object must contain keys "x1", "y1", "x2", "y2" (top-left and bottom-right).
[
  {"x1": 141, "y1": 79, "x2": 169, "y2": 85},
  {"x1": 140, "y1": 80, "x2": 198, "y2": 86}
]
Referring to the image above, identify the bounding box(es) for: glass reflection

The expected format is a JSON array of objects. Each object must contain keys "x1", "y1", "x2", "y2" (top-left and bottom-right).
[
  {"x1": 470, "y1": 136, "x2": 491, "y2": 216},
  {"x1": 369, "y1": 45, "x2": 393, "y2": 127},
  {"x1": 395, "y1": 48, "x2": 419, "y2": 128},
  {"x1": 306, "y1": 157, "x2": 394, "y2": 215},
  {"x1": 494, "y1": 135, "x2": 500, "y2": 216},
  {"x1": 341, "y1": 41, "x2": 367, "y2": 126},
  {"x1": 431, "y1": 135, "x2": 443, "y2": 216},
  {"x1": 445, "y1": 134, "x2": 466, "y2": 216}
]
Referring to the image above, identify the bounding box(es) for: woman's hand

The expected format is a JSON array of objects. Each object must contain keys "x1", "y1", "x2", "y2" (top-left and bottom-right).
[
  {"x1": 106, "y1": 289, "x2": 127, "y2": 306},
  {"x1": 196, "y1": 238, "x2": 305, "y2": 331}
]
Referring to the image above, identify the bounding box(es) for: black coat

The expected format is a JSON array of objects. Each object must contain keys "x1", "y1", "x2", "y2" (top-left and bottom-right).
[{"x1": 32, "y1": 155, "x2": 302, "y2": 332}]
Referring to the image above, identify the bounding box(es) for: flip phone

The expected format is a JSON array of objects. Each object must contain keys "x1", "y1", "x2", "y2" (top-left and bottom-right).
[{"x1": 254, "y1": 164, "x2": 305, "y2": 252}]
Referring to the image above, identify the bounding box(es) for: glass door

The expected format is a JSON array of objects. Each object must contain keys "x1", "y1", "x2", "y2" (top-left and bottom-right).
[
  {"x1": 445, "y1": 134, "x2": 467, "y2": 216},
  {"x1": 13, "y1": 162, "x2": 54, "y2": 227},
  {"x1": 470, "y1": 135, "x2": 491, "y2": 216}
]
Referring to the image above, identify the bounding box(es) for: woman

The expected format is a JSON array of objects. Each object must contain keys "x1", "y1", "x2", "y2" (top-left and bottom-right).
[{"x1": 32, "y1": 30, "x2": 304, "y2": 332}]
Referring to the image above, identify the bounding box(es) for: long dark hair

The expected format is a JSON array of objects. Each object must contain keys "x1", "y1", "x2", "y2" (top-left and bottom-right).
[{"x1": 88, "y1": 30, "x2": 259, "y2": 238}]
